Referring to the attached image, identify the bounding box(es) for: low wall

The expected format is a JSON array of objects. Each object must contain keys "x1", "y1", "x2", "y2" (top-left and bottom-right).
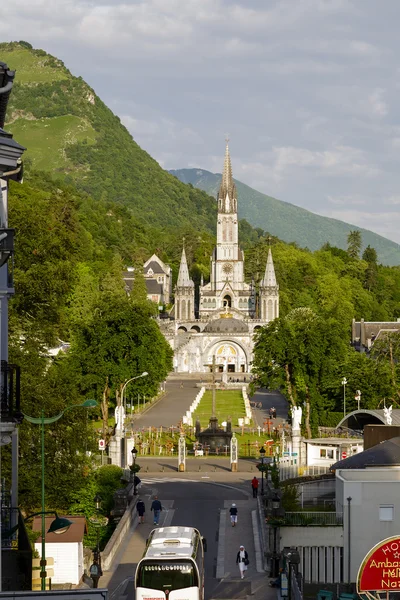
[
  {"x1": 256, "y1": 496, "x2": 269, "y2": 571},
  {"x1": 101, "y1": 496, "x2": 138, "y2": 571}
]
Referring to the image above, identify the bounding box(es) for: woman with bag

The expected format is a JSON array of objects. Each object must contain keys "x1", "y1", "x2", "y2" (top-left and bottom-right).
[{"x1": 236, "y1": 545, "x2": 249, "y2": 579}]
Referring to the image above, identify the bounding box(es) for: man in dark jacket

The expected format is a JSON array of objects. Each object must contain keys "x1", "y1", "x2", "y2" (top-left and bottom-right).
[
  {"x1": 136, "y1": 498, "x2": 145, "y2": 524},
  {"x1": 229, "y1": 503, "x2": 238, "y2": 527},
  {"x1": 151, "y1": 496, "x2": 163, "y2": 525}
]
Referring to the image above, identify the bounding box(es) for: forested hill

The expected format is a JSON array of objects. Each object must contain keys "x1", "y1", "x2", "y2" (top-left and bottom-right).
[
  {"x1": 170, "y1": 168, "x2": 400, "y2": 267},
  {"x1": 1, "y1": 42, "x2": 217, "y2": 234}
]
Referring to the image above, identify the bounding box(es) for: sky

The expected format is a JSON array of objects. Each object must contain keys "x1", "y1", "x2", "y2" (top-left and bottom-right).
[{"x1": 2, "y1": 0, "x2": 400, "y2": 243}]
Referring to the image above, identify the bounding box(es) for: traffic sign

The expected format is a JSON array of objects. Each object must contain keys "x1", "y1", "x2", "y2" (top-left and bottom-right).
[
  {"x1": 342, "y1": 452, "x2": 347, "y2": 459},
  {"x1": 98, "y1": 439, "x2": 105, "y2": 451}
]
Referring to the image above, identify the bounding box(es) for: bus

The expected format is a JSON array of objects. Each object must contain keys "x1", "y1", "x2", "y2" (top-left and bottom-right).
[{"x1": 135, "y1": 526, "x2": 207, "y2": 600}]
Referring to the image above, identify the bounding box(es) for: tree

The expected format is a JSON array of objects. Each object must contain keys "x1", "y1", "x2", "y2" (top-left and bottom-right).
[
  {"x1": 362, "y1": 245, "x2": 378, "y2": 291},
  {"x1": 66, "y1": 282, "x2": 173, "y2": 441},
  {"x1": 347, "y1": 230, "x2": 362, "y2": 259}
]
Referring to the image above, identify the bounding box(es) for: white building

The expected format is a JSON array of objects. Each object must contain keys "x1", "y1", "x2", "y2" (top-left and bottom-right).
[
  {"x1": 160, "y1": 143, "x2": 279, "y2": 374},
  {"x1": 33, "y1": 515, "x2": 87, "y2": 586},
  {"x1": 277, "y1": 435, "x2": 400, "y2": 588}
]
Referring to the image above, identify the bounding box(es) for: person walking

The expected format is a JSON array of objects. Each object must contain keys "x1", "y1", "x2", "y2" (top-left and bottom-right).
[
  {"x1": 236, "y1": 545, "x2": 249, "y2": 579},
  {"x1": 151, "y1": 496, "x2": 163, "y2": 525},
  {"x1": 229, "y1": 503, "x2": 238, "y2": 527},
  {"x1": 251, "y1": 476, "x2": 259, "y2": 498},
  {"x1": 136, "y1": 498, "x2": 145, "y2": 524}
]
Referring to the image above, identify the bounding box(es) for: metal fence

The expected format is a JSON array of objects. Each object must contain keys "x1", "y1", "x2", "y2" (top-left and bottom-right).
[
  {"x1": 283, "y1": 512, "x2": 343, "y2": 526},
  {"x1": 279, "y1": 464, "x2": 332, "y2": 481}
]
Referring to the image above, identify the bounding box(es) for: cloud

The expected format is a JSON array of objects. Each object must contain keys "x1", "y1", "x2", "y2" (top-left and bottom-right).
[{"x1": 2, "y1": 0, "x2": 400, "y2": 246}]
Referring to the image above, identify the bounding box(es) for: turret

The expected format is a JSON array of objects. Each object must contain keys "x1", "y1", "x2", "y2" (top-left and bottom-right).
[
  {"x1": 175, "y1": 246, "x2": 195, "y2": 320},
  {"x1": 259, "y1": 248, "x2": 279, "y2": 321}
]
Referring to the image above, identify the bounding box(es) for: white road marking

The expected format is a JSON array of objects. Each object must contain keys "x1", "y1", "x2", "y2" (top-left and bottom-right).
[
  {"x1": 216, "y1": 509, "x2": 227, "y2": 579},
  {"x1": 251, "y1": 510, "x2": 264, "y2": 573}
]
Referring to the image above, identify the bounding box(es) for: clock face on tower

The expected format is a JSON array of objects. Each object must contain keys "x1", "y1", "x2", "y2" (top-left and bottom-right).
[{"x1": 222, "y1": 263, "x2": 233, "y2": 275}]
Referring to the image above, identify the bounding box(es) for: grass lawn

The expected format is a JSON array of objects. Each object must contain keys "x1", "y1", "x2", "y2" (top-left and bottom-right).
[
  {"x1": 192, "y1": 390, "x2": 249, "y2": 427},
  {"x1": 10, "y1": 115, "x2": 97, "y2": 171},
  {"x1": 2, "y1": 47, "x2": 70, "y2": 84}
]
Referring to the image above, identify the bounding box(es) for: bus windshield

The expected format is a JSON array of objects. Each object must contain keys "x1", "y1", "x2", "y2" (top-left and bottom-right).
[{"x1": 137, "y1": 560, "x2": 198, "y2": 591}]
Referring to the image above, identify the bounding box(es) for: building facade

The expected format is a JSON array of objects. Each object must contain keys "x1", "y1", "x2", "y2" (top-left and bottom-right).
[{"x1": 159, "y1": 143, "x2": 279, "y2": 374}]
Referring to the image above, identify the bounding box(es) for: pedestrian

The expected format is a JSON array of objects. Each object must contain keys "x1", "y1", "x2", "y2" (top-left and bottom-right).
[
  {"x1": 251, "y1": 476, "x2": 259, "y2": 498},
  {"x1": 272, "y1": 407, "x2": 277, "y2": 419},
  {"x1": 269, "y1": 407, "x2": 273, "y2": 418},
  {"x1": 151, "y1": 495, "x2": 163, "y2": 525},
  {"x1": 236, "y1": 545, "x2": 249, "y2": 579},
  {"x1": 136, "y1": 498, "x2": 145, "y2": 524},
  {"x1": 229, "y1": 503, "x2": 238, "y2": 527}
]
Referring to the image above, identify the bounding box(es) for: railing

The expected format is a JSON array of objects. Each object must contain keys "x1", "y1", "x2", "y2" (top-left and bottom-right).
[
  {"x1": 280, "y1": 511, "x2": 343, "y2": 526},
  {"x1": 279, "y1": 464, "x2": 332, "y2": 481}
]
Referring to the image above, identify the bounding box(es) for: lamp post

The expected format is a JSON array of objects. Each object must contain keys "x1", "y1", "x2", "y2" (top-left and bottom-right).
[
  {"x1": 285, "y1": 547, "x2": 301, "y2": 600},
  {"x1": 259, "y1": 447, "x2": 266, "y2": 496},
  {"x1": 121, "y1": 372, "x2": 148, "y2": 417},
  {"x1": 90, "y1": 494, "x2": 103, "y2": 588},
  {"x1": 23, "y1": 399, "x2": 97, "y2": 590},
  {"x1": 342, "y1": 377, "x2": 347, "y2": 417},
  {"x1": 271, "y1": 491, "x2": 282, "y2": 578}
]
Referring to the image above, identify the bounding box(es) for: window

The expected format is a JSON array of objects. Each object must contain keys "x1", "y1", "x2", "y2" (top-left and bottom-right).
[
  {"x1": 380, "y1": 505, "x2": 394, "y2": 521},
  {"x1": 319, "y1": 448, "x2": 334, "y2": 459}
]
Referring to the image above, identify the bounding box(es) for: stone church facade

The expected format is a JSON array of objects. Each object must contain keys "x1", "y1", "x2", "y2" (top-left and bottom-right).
[{"x1": 158, "y1": 143, "x2": 280, "y2": 374}]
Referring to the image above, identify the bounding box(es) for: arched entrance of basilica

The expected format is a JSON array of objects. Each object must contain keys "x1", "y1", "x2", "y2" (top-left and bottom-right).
[{"x1": 203, "y1": 341, "x2": 249, "y2": 373}]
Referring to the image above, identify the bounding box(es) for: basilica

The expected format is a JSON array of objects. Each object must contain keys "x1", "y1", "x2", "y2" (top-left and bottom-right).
[{"x1": 155, "y1": 144, "x2": 280, "y2": 374}]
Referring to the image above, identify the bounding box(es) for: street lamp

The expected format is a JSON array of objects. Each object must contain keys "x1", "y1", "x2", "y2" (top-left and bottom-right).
[
  {"x1": 259, "y1": 447, "x2": 266, "y2": 496},
  {"x1": 342, "y1": 377, "x2": 347, "y2": 417},
  {"x1": 23, "y1": 399, "x2": 97, "y2": 590},
  {"x1": 271, "y1": 490, "x2": 282, "y2": 578},
  {"x1": 285, "y1": 547, "x2": 301, "y2": 600},
  {"x1": 121, "y1": 372, "x2": 149, "y2": 417},
  {"x1": 90, "y1": 494, "x2": 103, "y2": 588},
  {"x1": 131, "y1": 446, "x2": 139, "y2": 495}
]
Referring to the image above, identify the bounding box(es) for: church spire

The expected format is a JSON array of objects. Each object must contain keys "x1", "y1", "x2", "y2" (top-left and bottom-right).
[
  {"x1": 261, "y1": 248, "x2": 277, "y2": 287},
  {"x1": 177, "y1": 246, "x2": 194, "y2": 287},
  {"x1": 218, "y1": 140, "x2": 237, "y2": 209}
]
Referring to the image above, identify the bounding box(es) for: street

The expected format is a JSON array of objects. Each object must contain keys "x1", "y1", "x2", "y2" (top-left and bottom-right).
[{"x1": 101, "y1": 476, "x2": 276, "y2": 600}]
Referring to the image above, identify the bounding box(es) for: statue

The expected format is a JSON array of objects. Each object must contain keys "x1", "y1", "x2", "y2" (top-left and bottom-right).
[
  {"x1": 115, "y1": 405, "x2": 125, "y2": 431},
  {"x1": 383, "y1": 405, "x2": 393, "y2": 426},
  {"x1": 291, "y1": 406, "x2": 302, "y2": 431}
]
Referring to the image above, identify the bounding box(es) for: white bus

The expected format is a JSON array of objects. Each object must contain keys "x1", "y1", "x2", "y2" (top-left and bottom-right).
[{"x1": 135, "y1": 526, "x2": 207, "y2": 600}]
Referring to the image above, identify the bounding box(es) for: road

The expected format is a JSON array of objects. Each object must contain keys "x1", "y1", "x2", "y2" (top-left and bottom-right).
[
  {"x1": 134, "y1": 378, "x2": 200, "y2": 429},
  {"x1": 101, "y1": 477, "x2": 276, "y2": 600}
]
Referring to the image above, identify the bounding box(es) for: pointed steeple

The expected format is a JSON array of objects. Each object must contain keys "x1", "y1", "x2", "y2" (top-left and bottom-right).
[
  {"x1": 218, "y1": 141, "x2": 237, "y2": 207},
  {"x1": 177, "y1": 246, "x2": 194, "y2": 287},
  {"x1": 261, "y1": 248, "x2": 277, "y2": 287}
]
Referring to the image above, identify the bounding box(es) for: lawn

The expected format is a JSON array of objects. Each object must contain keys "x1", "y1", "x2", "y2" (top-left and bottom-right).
[
  {"x1": 10, "y1": 115, "x2": 97, "y2": 171},
  {"x1": 2, "y1": 47, "x2": 69, "y2": 84},
  {"x1": 192, "y1": 389, "x2": 249, "y2": 428}
]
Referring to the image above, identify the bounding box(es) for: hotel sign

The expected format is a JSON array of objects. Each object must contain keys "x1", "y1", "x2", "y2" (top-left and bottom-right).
[{"x1": 357, "y1": 536, "x2": 400, "y2": 593}]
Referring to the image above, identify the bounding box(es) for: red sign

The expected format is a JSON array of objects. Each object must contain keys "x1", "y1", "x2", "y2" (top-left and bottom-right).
[
  {"x1": 357, "y1": 536, "x2": 400, "y2": 593},
  {"x1": 342, "y1": 452, "x2": 347, "y2": 459}
]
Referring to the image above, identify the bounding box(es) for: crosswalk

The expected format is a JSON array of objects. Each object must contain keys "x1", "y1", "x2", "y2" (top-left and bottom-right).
[{"x1": 139, "y1": 477, "x2": 201, "y2": 484}]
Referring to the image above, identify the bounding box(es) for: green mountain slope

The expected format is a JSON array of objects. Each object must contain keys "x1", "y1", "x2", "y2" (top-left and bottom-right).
[
  {"x1": 1, "y1": 42, "x2": 217, "y2": 233},
  {"x1": 170, "y1": 168, "x2": 400, "y2": 266}
]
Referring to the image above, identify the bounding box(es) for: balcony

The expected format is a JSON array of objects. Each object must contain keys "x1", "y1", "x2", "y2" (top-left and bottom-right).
[{"x1": 268, "y1": 511, "x2": 343, "y2": 527}]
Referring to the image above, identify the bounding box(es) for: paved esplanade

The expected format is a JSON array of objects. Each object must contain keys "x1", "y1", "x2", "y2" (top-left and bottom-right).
[
  {"x1": 134, "y1": 377, "x2": 201, "y2": 429},
  {"x1": 100, "y1": 477, "x2": 278, "y2": 600},
  {"x1": 134, "y1": 375, "x2": 288, "y2": 431}
]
